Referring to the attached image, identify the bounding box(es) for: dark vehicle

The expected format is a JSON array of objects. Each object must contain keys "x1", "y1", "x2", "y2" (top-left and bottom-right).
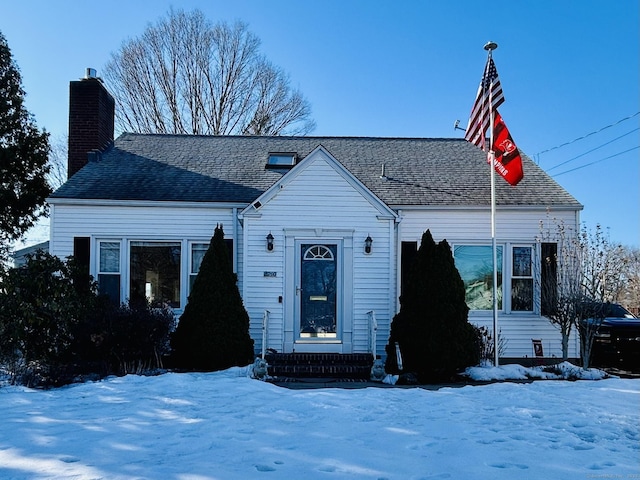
[{"x1": 587, "y1": 303, "x2": 640, "y2": 371}]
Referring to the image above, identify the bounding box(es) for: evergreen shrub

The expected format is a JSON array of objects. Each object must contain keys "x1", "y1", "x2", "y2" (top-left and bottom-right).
[
  {"x1": 170, "y1": 225, "x2": 254, "y2": 371},
  {"x1": 385, "y1": 230, "x2": 480, "y2": 382},
  {"x1": 0, "y1": 251, "x2": 98, "y2": 387}
]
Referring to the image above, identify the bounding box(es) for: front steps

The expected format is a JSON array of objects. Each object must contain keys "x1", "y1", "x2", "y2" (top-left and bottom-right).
[{"x1": 264, "y1": 353, "x2": 375, "y2": 380}]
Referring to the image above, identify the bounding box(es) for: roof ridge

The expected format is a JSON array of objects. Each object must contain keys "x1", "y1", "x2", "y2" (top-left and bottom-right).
[{"x1": 118, "y1": 132, "x2": 468, "y2": 142}]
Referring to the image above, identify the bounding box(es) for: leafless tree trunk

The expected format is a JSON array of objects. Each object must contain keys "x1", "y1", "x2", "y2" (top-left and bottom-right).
[{"x1": 103, "y1": 9, "x2": 315, "y2": 136}]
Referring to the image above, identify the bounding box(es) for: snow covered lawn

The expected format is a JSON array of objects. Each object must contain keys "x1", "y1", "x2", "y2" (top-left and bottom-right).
[{"x1": 0, "y1": 367, "x2": 638, "y2": 479}]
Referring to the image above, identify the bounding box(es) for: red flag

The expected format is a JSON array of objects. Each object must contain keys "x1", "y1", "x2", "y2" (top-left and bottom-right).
[
  {"x1": 490, "y1": 111, "x2": 523, "y2": 186},
  {"x1": 465, "y1": 57, "x2": 504, "y2": 149}
]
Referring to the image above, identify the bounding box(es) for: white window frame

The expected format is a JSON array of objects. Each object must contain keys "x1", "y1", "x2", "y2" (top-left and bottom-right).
[
  {"x1": 510, "y1": 244, "x2": 535, "y2": 313},
  {"x1": 97, "y1": 239, "x2": 123, "y2": 304},
  {"x1": 188, "y1": 241, "x2": 210, "y2": 296}
]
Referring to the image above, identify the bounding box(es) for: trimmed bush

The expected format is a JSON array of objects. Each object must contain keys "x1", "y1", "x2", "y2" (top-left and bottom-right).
[
  {"x1": 71, "y1": 299, "x2": 176, "y2": 376},
  {"x1": 170, "y1": 225, "x2": 254, "y2": 371},
  {"x1": 385, "y1": 230, "x2": 479, "y2": 382}
]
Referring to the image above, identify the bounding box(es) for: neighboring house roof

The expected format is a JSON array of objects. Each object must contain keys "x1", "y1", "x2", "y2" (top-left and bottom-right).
[
  {"x1": 11, "y1": 241, "x2": 50, "y2": 268},
  {"x1": 50, "y1": 133, "x2": 582, "y2": 209}
]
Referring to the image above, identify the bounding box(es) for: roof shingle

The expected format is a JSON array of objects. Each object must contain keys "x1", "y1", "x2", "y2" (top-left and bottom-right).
[{"x1": 50, "y1": 133, "x2": 582, "y2": 208}]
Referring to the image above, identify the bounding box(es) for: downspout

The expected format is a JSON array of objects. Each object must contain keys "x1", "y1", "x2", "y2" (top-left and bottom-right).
[
  {"x1": 232, "y1": 207, "x2": 238, "y2": 272},
  {"x1": 395, "y1": 210, "x2": 403, "y2": 314}
]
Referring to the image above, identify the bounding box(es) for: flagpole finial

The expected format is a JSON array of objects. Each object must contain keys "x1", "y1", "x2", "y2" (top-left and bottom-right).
[{"x1": 484, "y1": 41, "x2": 498, "y2": 51}]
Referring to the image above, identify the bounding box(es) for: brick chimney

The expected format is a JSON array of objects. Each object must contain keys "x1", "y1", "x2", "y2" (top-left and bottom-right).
[{"x1": 67, "y1": 68, "x2": 115, "y2": 178}]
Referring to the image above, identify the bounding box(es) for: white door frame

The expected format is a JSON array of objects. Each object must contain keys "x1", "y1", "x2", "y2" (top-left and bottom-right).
[{"x1": 283, "y1": 228, "x2": 354, "y2": 353}]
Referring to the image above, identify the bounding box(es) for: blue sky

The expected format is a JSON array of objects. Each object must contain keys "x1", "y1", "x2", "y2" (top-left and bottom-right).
[{"x1": 2, "y1": 0, "x2": 638, "y2": 246}]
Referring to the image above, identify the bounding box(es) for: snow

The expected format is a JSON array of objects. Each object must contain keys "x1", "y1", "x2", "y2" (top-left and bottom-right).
[
  {"x1": 0, "y1": 366, "x2": 638, "y2": 479},
  {"x1": 464, "y1": 361, "x2": 610, "y2": 382}
]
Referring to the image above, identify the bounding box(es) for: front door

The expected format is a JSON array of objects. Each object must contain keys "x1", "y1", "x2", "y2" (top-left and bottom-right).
[{"x1": 298, "y1": 243, "x2": 338, "y2": 339}]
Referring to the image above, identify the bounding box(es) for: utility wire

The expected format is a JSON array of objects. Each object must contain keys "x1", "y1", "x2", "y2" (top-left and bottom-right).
[
  {"x1": 534, "y1": 111, "x2": 640, "y2": 158},
  {"x1": 551, "y1": 146, "x2": 639, "y2": 177},
  {"x1": 546, "y1": 127, "x2": 639, "y2": 172}
]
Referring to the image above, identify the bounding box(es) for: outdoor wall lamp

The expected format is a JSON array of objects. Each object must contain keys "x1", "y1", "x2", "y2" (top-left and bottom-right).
[
  {"x1": 266, "y1": 232, "x2": 274, "y2": 251},
  {"x1": 364, "y1": 234, "x2": 373, "y2": 254}
]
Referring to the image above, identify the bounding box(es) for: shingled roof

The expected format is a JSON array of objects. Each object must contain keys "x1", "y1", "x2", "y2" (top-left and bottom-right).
[{"x1": 50, "y1": 133, "x2": 582, "y2": 208}]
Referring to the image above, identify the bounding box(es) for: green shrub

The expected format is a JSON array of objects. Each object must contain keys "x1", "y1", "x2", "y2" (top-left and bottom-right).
[
  {"x1": 71, "y1": 299, "x2": 176, "y2": 376},
  {"x1": 171, "y1": 225, "x2": 254, "y2": 371},
  {"x1": 0, "y1": 252, "x2": 176, "y2": 386},
  {"x1": 385, "y1": 230, "x2": 480, "y2": 382},
  {"x1": 0, "y1": 251, "x2": 98, "y2": 386}
]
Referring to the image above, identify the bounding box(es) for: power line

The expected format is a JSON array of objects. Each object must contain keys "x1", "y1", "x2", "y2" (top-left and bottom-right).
[
  {"x1": 546, "y1": 127, "x2": 639, "y2": 172},
  {"x1": 551, "y1": 146, "x2": 639, "y2": 177},
  {"x1": 534, "y1": 111, "x2": 640, "y2": 158}
]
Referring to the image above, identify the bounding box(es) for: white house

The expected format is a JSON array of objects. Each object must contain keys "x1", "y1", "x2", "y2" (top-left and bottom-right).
[{"x1": 48, "y1": 73, "x2": 583, "y2": 362}]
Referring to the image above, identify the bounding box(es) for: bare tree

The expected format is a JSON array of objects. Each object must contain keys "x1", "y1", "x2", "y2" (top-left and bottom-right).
[
  {"x1": 103, "y1": 9, "x2": 315, "y2": 136},
  {"x1": 538, "y1": 219, "x2": 628, "y2": 367},
  {"x1": 618, "y1": 246, "x2": 640, "y2": 315},
  {"x1": 537, "y1": 218, "x2": 583, "y2": 361},
  {"x1": 47, "y1": 133, "x2": 67, "y2": 190},
  {"x1": 577, "y1": 225, "x2": 628, "y2": 369}
]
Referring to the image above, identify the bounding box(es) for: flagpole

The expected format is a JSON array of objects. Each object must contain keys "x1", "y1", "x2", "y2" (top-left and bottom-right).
[{"x1": 484, "y1": 41, "x2": 500, "y2": 367}]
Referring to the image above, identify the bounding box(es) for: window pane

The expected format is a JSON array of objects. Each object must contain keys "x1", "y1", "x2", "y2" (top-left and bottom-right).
[
  {"x1": 100, "y1": 242, "x2": 120, "y2": 273},
  {"x1": 191, "y1": 243, "x2": 208, "y2": 274},
  {"x1": 512, "y1": 278, "x2": 533, "y2": 311},
  {"x1": 401, "y1": 241, "x2": 418, "y2": 297},
  {"x1": 130, "y1": 242, "x2": 181, "y2": 308},
  {"x1": 74, "y1": 237, "x2": 90, "y2": 274},
  {"x1": 541, "y1": 243, "x2": 558, "y2": 316},
  {"x1": 513, "y1": 247, "x2": 532, "y2": 276},
  {"x1": 98, "y1": 274, "x2": 120, "y2": 304},
  {"x1": 454, "y1": 245, "x2": 503, "y2": 310},
  {"x1": 268, "y1": 154, "x2": 296, "y2": 166}
]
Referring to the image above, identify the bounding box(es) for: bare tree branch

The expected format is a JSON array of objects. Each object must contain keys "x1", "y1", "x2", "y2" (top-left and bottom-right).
[
  {"x1": 47, "y1": 134, "x2": 67, "y2": 190},
  {"x1": 537, "y1": 217, "x2": 583, "y2": 361},
  {"x1": 537, "y1": 218, "x2": 629, "y2": 368},
  {"x1": 103, "y1": 9, "x2": 315, "y2": 136}
]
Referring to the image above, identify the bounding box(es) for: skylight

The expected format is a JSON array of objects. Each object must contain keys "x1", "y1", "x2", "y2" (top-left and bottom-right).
[{"x1": 266, "y1": 153, "x2": 297, "y2": 169}]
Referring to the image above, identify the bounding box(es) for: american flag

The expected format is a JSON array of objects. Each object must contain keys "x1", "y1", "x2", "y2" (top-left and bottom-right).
[{"x1": 465, "y1": 57, "x2": 504, "y2": 150}]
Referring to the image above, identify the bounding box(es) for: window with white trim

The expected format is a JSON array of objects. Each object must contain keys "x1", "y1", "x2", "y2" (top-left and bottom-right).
[
  {"x1": 453, "y1": 245, "x2": 503, "y2": 310},
  {"x1": 98, "y1": 241, "x2": 121, "y2": 304},
  {"x1": 96, "y1": 238, "x2": 236, "y2": 310},
  {"x1": 130, "y1": 241, "x2": 181, "y2": 308},
  {"x1": 453, "y1": 243, "x2": 536, "y2": 313},
  {"x1": 511, "y1": 246, "x2": 533, "y2": 311}
]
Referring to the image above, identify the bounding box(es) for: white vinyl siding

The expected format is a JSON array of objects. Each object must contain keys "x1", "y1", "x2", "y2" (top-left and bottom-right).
[
  {"x1": 397, "y1": 208, "x2": 580, "y2": 359},
  {"x1": 49, "y1": 167, "x2": 581, "y2": 360},
  {"x1": 242, "y1": 153, "x2": 395, "y2": 355},
  {"x1": 397, "y1": 208, "x2": 579, "y2": 242},
  {"x1": 49, "y1": 203, "x2": 240, "y2": 315}
]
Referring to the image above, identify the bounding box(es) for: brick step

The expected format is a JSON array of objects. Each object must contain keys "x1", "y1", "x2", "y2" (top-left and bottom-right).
[{"x1": 265, "y1": 353, "x2": 374, "y2": 379}]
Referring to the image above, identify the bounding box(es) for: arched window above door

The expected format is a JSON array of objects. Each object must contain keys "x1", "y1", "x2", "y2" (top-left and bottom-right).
[{"x1": 303, "y1": 245, "x2": 334, "y2": 261}]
